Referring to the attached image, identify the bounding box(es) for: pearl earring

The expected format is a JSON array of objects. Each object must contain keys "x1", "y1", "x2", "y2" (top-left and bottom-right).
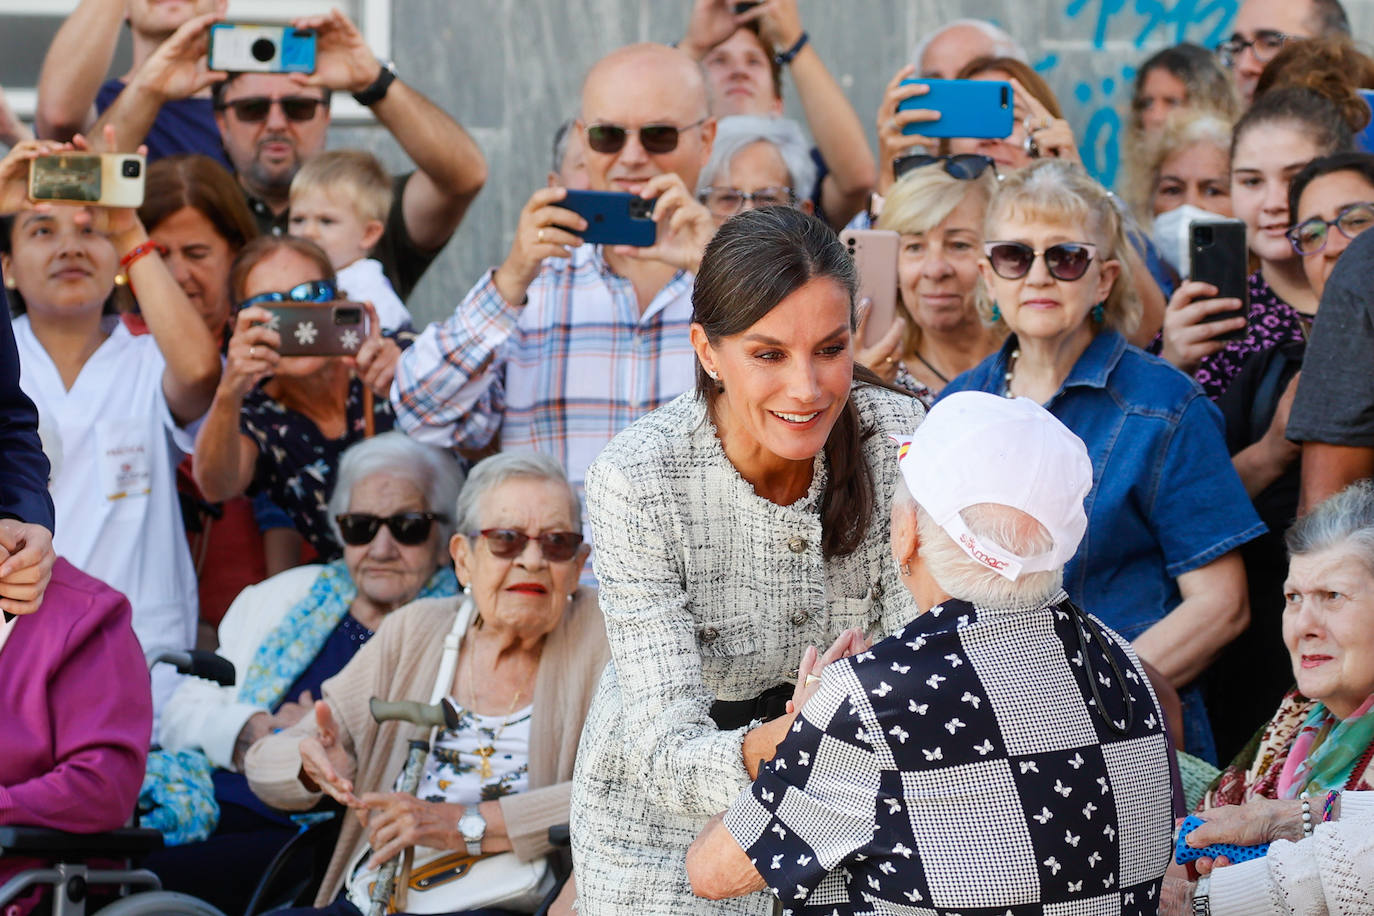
[
  {"x1": 3, "y1": 275, "x2": 15, "y2": 290},
  {"x1": 705, "y1": 368, "x2": 718, "y2": 381}
]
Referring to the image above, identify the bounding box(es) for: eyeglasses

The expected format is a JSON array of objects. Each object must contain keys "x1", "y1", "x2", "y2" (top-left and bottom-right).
[
  {"x1": 216, "y1": 96, "x2": 325, "y2": 123},
  {"x1": 1215, "y1": 31, "x2": 1293, "y2": 68},
  {"x1": 1286, "y1": 202, "x2": 1374, "y2": 256},
  {"x1": 584, "y1": 118, "x2": 707, "y2": 155},
  {"x1": 237, "y1": 279, "x2": 338, "y2": 311},
  {"x1": 893, "y1": 153, "x2": 997, "y2": 183},
  {"x1": 983, "y1": 241, "x2": 1098, "y2": 281},
  {"x1": 336, "y1": 512, "x2": 447, "y2": 546},
  {"x1": 469, "y1": 528, "x2": 584, "y2": 562},
  {"x1": 697, "y1": 186, "x2": 797, "y2": 218}
]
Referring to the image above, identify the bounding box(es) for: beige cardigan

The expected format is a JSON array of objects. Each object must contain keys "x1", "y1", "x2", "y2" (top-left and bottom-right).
[{"x1": 244, "y1": 591, "x2": 608, "y2": 907}]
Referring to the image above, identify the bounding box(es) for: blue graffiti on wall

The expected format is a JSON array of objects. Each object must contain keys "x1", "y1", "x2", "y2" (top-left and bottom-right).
[{"x1": 1046, "y1": 0, "x2": 1238, "y2": 187}]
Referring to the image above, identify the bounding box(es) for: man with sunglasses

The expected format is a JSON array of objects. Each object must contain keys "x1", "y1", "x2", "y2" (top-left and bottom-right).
[
  {"x1": 680, "y1": 0, "x2": 875, "y2": 229},
  {"x1": 1220, "y1": 0, "x2": 1350, "y2": 104},
  {"x1": 395, "y1": 43, "x2": 715, "y2": 570},
  {"x1": 92, "y1": 8, "x2": 487, "y2": 302},
  {"x1": 36, "y1": 0, "x2": 229, "y2": 165}
]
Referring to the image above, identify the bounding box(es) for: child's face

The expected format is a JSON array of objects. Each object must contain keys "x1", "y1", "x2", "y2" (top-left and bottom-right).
[{"x1": 287, "y1": 187, "x2": 383, "y2": 270}]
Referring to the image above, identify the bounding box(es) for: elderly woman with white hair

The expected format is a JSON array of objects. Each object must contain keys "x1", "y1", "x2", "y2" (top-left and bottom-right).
[
  {"x1": 687, "y1": 391, "x2": 1175, "y2": 912},
  {"x1": 695, "y1": 114, "x2": 817, "y2": 225},
  {"x1": 146, "y1": 431, "x2": 463, "y2": 914},
  {"x1": 247, "y1": 449, "x2": 608, "y2": 916}
]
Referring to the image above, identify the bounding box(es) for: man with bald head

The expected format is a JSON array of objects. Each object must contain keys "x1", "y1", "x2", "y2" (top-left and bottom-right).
[
  {"x1": 1220, "y1": 0, "x2": 1350, "y2": 103},
  {"x1": 393, "y1": 42, "x2": 715, "y2": 538},
  {"x1": 913, "y1": 18, "x2": 1029, "y2": 79}
]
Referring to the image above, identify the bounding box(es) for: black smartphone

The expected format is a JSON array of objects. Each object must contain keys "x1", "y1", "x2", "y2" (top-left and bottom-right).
[
  {"x1": 559, "y1": 190, "x2": 656, "y2": 247},
  {"x1": 1187, "y1": 218, "x2": 1249, "y2": 341},
  {"x1": 733, "y1": 1, "x2": 761, "y2": 13}
]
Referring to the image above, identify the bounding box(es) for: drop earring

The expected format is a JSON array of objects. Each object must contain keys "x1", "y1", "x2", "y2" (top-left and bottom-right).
[
  {"x1": 901, "y1": 563, "x2": 911, "y2": 577},
  {"x1": 990, "y1": 304, "x2": 1002, "y2": 323},
  {"x1": 1091, "y1": 302, "x2": 1105, "y2": 324}
]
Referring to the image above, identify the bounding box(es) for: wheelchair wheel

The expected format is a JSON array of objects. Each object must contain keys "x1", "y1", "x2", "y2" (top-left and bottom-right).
[{"x1": 96, "y1": 891, "x2": 229, "y2": 916}]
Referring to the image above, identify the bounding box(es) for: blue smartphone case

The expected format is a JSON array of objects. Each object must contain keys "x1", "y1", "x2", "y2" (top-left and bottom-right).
[
  {"x1": 1357, "y1": 90, "x2": 1374, "y2": 154},
  {"x1": 559, "y1": 190, "x2": 656, "y2": 247},
  {"x1": 1174, "y1": 815, "x2": 1270, "y2": 866},
  {"x1": 897, "y1": 78, "x2": 1014, "y2": 139}
]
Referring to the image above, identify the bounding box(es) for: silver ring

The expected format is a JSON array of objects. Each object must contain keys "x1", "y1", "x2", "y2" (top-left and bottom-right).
[
  {"x1": 886, "y1": 118, "x2": 898, "y2": 132},
  {"x1": 249, "y1": 346, "x2": 257, "y2": 359},
  {"x1": 537, "y1": 228, "x2": 545, "y2": 243}
]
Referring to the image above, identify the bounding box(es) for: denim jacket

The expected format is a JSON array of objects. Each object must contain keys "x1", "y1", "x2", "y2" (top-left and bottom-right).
[{"x1": 942, "y1": 332, "x2": 1264, "y2": 761}]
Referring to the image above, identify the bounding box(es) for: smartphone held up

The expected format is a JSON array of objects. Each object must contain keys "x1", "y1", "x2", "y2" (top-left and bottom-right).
[
  {"x1": 208, "y1": 23, "x2": 317, "y2": 74},
  {"x1": 840, "y1": 228, "x2": 900, "y2": 348},
  {"x1": 264, "y1": 302, "x2": 372, "y2": 357},
  {"x1": 558, "y1": 190, "x2": 656, "y2": 247},
  {"x1": 897, "y1": 78, "x2": 1013, "y2": 139},
  {"x1": 29, "y1": 153, "x2": 146, "y2": 208}
]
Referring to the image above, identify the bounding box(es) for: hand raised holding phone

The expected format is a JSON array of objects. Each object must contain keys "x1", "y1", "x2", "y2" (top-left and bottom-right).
[
  {"x1": 876, "y1": 65, "x2": 939, "y2": 194},
  {"x1": 610, "y1": 173, "x2": 716, "y2": 274},
  {"x1": 492, "y1": 186, "x2": 588, "y2": 306},
  {"x1": 0, "y1": 138, "x2": 72, "y2": 216}
]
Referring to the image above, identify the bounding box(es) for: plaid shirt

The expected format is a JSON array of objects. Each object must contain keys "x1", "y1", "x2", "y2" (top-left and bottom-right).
[
  {"x1": 724, "y1": 595, "x2": 1174, "y2": 915},
  {"x1": 391, "y1": 244, "x2": 697, "y2": 502}
]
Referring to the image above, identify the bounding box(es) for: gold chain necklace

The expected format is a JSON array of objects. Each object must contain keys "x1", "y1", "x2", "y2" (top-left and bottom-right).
[{"x1": 463, "y1": 639, "x2": 523, "y2": 780}]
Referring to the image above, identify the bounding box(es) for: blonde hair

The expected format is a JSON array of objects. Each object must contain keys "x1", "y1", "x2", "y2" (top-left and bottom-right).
[
  {"x1": 1122, "y1": 109, "x2": 1233, "y2": 221},
  {"x1": 979, "y1": 159, "x2": 1141, "y2": 337},
  {"x1": 878, "y1": 166, "x2": 996, "y2": 352},
  {"x1": 289, "y1": 149, "x2": 392, "y2": 225}
]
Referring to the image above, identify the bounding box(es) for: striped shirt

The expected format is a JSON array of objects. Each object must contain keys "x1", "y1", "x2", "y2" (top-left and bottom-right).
[{"x1": 391, "y1": 244, "x2": 697, "y2": 509}]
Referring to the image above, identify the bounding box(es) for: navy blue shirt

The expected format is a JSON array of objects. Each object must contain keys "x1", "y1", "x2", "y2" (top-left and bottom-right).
[
  {"x1": 941, "y1": 332, "x2": 1264, "y2": 760},
  {"x1": 95, "y1": 80, "x2": 230, "y2": 168}
]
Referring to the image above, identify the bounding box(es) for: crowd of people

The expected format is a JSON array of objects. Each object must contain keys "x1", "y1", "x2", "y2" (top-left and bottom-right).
[{"x1": 3, "y1": 0, "x2": 1374, "y2": 914}]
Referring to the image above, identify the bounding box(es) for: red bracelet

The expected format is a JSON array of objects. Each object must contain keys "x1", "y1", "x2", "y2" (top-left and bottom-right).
[{"x1": 118, "y1": 240, "x2": 166, "y2": 270}]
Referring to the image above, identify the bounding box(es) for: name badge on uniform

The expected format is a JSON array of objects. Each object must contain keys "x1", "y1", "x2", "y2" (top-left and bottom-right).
[{"x1": 97, "y1": 420, "x2": 152, "y2": 501}]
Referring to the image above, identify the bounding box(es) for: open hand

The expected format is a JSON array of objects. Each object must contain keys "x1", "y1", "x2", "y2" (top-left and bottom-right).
[
  {"x1": 132, "y1": 11, "x2": 225, "y2": 105},
  {"x1": 298, "y1": 699, "x2": 359, "y2": 806}
]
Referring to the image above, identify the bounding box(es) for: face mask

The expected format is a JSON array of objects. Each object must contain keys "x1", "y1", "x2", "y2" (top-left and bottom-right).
[{"x1": 1152, "y1": 204, "x2": 1226, "y2": 278}]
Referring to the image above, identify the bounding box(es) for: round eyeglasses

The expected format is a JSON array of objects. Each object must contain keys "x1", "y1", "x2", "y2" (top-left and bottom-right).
[{"x1": 1286, "y1": 202, "x2": 1374, "y2": 256}]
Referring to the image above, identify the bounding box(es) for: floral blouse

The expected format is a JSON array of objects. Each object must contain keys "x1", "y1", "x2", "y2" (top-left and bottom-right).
[
  {"x1": 240, "y1": 377, "x2": 394, "y2": 560},
  {"x1": 1193, "y1": 270, "x2": 1309, "y2": 401}
]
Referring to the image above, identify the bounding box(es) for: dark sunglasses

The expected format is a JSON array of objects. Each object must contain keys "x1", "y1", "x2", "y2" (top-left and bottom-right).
[
  {"x1": 470, "y1": 528, "x2": 583, "y2": 562},
  {"x1": 216, "y1": 96, "x2": 325, "y2": 123},
  {"x1": 984, "y1": 241, "x2": 1098, "y2": 281},
  {"x1": 893, "y1": 153, "x2": 997, "y2": 183},
  {"x1": 1286, "y1": 202, "x2": 1374, "y2": 256},
  {"x1": 585, "y1": 118, "x2": 707, "y2": 155},
  {"x1": 336, "y1": 512, "x2": 446, "y2": 546},
  {"x1": 237, "y1": 279, "x2": 338, "y2": 311}
]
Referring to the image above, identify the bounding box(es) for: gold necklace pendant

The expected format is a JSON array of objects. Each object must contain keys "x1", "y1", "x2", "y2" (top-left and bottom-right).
[{"x1": 475, "y1": 746, "x2": 495, "y2": 780}]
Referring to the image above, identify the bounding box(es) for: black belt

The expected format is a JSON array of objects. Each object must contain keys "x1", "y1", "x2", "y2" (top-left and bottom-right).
[{"x1": 709, "y1": 683, "x2": 793, "y2": 730}]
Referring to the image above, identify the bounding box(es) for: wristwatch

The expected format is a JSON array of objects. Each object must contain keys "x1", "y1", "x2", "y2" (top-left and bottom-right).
[
  {"x1": 1192, "y1": 874, "x2": 1211, "y2": 916},
  {"x1": 457, "y1": 809, "x2": 486, "y2": 857},
  {"x1": 353, "y1": 59, "x2": 397, "y2": 107}
]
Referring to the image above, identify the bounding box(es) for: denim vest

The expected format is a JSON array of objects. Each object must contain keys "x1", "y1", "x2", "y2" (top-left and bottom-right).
[{"x1": 942, "y1": 331, "x2": 1265, "y2": 761}]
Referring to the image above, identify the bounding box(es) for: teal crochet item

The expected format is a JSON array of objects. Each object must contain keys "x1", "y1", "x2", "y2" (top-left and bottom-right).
[{"x1": 139, "y1": 749, "x2": 220, "y2": 846}]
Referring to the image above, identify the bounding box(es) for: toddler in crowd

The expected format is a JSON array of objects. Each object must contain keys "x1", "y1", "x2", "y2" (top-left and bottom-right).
[{"x1": 287, "y1": 150, "x2": 412, "y2": 331}]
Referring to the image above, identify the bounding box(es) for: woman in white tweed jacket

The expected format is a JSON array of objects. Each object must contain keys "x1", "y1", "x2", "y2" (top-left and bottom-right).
[{"x1": 571, "y1": 207, "x2": 924, "y2": 915}]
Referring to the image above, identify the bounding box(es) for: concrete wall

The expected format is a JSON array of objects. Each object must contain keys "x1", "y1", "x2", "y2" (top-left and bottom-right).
[{"x1": 332, "y1": 0, "x2": 1374, "y2": 328}]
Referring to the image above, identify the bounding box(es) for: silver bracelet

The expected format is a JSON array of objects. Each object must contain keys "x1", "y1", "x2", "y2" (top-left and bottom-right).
[{"x1": 1300, "y1": 790, "x2": 1314, "y2": 838}]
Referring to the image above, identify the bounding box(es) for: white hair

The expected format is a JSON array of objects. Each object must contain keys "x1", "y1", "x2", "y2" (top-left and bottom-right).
[
  {"x1": 696, "y1": 115, "x2": 818, "y2": 200},
  {"x1": 453, "y1": 450, "x2": 581, "y2": 536},
  {"x1": 910, "y1": 19, "x2": 1030, "y2": 74},
  {"x1": 326, "y1": 432, "x2": 466, "y2": 545},
  {"x1": 896, "y1": 482, "x2": 1063, "y2": 607}
]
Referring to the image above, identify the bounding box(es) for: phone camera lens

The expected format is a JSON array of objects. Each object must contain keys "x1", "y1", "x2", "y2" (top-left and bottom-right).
[
  {"x1": 251, "y1": 38, "x2": 277, "y2": 62},
  {"x1": 1193, "y1": 225, "x2": 1214, "y2": 247},
  {"x1": 334, "y1": 308, "x2": 362, "y2": 326},
  {"x1": 121, "y1": 160, "x2": 141, "y2": 179}
]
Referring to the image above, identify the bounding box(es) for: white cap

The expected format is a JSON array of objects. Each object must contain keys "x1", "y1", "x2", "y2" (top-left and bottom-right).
[{"x1": 893, "y1": 391, "x2": 1092, "y2": 581}]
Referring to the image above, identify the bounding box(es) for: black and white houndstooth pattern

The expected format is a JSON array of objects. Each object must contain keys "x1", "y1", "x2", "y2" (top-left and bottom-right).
[
  {"x1": 724, "y1": 595, "x2": 1175, "y2": 915},
  {"x1": 570, "y1": 387, "x2": 925, "y2": 915}
]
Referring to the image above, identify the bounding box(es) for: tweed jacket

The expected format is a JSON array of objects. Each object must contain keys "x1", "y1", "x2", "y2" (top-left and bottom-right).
[
  {"x1": 571, "y1": 386, "x2": 924, "y2": 915},
  {"x1": 244, "y1": 591, "x2": 608, "y2": 907}
]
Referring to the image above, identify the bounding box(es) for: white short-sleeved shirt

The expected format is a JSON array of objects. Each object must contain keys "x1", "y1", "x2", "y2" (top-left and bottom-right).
[
  {"x1": 13, "y1": 315, "x2": 197, "y2": 720},
  {"x1": 336, "y1": 258, "x2": 412, "y2": 332}
]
